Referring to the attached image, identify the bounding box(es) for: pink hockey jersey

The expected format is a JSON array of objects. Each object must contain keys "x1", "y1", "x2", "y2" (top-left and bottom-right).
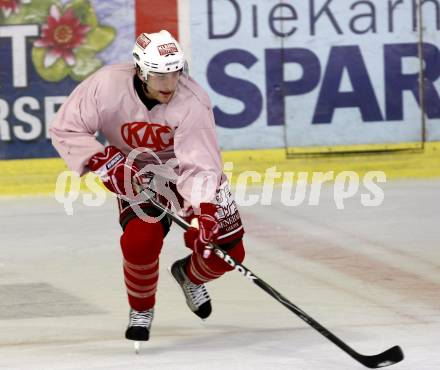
[{"x1": 50, "y1": 63, "x2": 224, "y2": 211}]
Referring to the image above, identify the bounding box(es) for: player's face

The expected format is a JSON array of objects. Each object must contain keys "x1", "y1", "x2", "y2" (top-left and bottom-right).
[{"x1": 145, "y1": 71, "x2": 181, "y2": 103}]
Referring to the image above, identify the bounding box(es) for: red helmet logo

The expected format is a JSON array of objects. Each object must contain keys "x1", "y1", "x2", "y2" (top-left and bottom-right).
[
  {"x1": 157, "y1": 43, "x2": 178, "y2": 56},
  {"x1": 121, "y1": 122, "x2": 174, "y2": 151},
  {"x1": 136, "y1": 34, "x2": 151, "y2": 49}
]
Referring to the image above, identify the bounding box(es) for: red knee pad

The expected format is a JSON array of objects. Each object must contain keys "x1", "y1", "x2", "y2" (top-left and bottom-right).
[{"x1": 120, "y1": 218, "x2": 164, "y2": 262}]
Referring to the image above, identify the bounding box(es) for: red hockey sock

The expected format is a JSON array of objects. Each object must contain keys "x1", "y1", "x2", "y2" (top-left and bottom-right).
[
  {"x1": 186, "y1": 240, "x2": 245, "y2": 285},
  {"x1": 120, "y1": 218, "x2": 164, "y2": 311}
]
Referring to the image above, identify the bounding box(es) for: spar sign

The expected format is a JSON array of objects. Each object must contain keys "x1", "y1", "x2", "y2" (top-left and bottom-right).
[{"x1": 190, "y1": 0, "x2": 440, "y2": 149}]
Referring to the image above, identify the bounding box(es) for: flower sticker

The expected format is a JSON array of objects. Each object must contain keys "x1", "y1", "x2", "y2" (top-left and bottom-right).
[
  {"x1": 35, "y1": 5, "x2": 90, "y2": 67},
  {"x1": 30, "y1": 0, "x2": 116, "y2": 82},
  {"x1": 0, "y1": 0, "x2": 31, "y2": 18}
]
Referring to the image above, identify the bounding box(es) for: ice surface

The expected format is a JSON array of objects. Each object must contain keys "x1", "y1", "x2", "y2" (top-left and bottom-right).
[{"x1": 0, "y1": 180, "x2": 439, "y2": 369}]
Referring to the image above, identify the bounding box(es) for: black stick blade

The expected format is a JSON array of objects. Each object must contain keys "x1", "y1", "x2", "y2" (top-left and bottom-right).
[{"x1": 357, "y1": 346, "x2": 404, "y2": 368}]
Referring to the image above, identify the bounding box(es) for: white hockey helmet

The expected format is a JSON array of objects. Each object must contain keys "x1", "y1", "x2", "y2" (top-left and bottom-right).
[{"x1": 133, "y1": 30, "x2": 186, "y2": 81}]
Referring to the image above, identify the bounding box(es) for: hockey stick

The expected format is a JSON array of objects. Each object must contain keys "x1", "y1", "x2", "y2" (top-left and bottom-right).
[{"x1": 140, "y1": 189, "x2": 404, "y2": 368}]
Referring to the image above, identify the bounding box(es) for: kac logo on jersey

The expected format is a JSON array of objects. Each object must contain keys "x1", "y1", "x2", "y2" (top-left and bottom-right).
[{"x1": 121, "y1": 122, "x2": 174, "y2": 151}]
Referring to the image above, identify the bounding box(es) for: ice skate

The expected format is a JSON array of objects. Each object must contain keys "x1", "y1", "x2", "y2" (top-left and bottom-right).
[
  {"x1": 125, "y1": 308, "x2": 154, "y2": 353},
  {"x1": 170, "y1": 256, "x2": 212, "y2": 319}
]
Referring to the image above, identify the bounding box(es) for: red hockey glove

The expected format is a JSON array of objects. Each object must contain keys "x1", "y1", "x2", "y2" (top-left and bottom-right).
[
  {"x1": 184, "y1": 203, "x2": 220, "y2": 259},
  {"x1": 88, "y1": 146, "x2": 146, "y2": 198}
]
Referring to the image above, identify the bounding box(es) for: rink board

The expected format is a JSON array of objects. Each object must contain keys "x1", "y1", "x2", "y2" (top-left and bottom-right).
[
  {"x1": 1, "y1": 142, "x2": 439, "y2": 196},
  {"x1": 2, "y1": 0, "x2": 440, "y2": 159}
]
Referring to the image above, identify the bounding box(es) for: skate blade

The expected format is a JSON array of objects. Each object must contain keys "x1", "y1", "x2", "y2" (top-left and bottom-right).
[{"x1": 134, "y1": 341, "x2": 141, "y2": 354}]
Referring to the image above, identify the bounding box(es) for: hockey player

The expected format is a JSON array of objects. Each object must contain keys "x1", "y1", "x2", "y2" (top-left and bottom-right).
[{"x1": 50, "y1": 30, "x2": 245, "y2": 346}]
